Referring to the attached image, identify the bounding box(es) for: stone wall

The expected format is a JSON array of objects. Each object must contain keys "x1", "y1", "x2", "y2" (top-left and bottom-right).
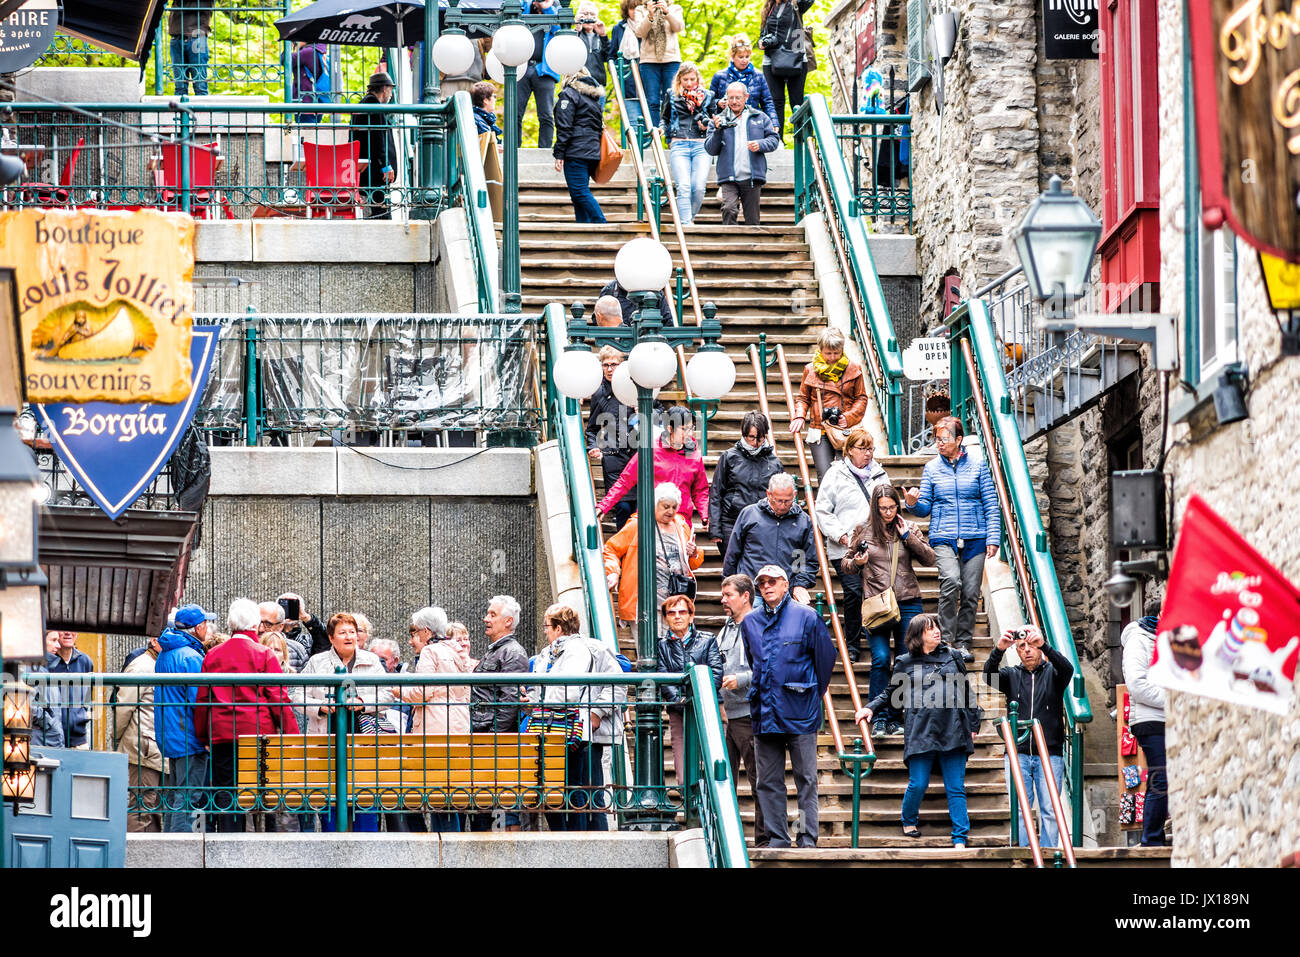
[{"x1": 1155, "y1": 0, "x2": 1300, "y2": 867}]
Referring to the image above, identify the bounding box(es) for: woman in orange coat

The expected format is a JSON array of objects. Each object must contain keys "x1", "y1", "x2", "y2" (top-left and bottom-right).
[
  {"x1": 603, "y1": 482, "x2": 704, "y2": 634},
  {"x1": 790, "y1": 327, "x2": 870, "y2": 479}
]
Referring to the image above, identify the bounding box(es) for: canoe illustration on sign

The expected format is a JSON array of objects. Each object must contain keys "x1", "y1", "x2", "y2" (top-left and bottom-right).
[{"x1": 30, "y1": 300, "x2": 158, "y2": 362}]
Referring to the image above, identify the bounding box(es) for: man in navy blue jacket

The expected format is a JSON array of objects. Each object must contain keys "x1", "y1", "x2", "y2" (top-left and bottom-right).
[
  {"x1": 742, "y1": 565, "x2": 835, "y2": 848},
  {"x1": 45, "y1": 631, "x2": 94, "y2": 748},
  {"x1": 905, "y1": 416, "x2": 1000, "y2": 662},
  {"x1": 705, "y1": 82, "x2": 780, "y2": 225}
]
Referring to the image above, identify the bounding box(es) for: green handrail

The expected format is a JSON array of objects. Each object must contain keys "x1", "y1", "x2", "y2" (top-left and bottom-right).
[
  {"x1": 684, "y1": 664, "x2": 750, "y2": 868},
  {"x1": 449, "y1": 89, "x2": 500, "y2": 312},
  {"x1": 791, "y1": 94, "x2": 905, "y2": 454},
  {"x1": 948, "y1": 297, "x2": 1093, "y2": 845},
  {"x1": 541, "y1": 304, "x2": 620, "y2": 654}
]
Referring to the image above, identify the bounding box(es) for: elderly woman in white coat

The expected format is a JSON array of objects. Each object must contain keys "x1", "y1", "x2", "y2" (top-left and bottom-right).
[
  {"x1": 529, "y1": 602, "x2": 620, "y2": 831},
  {"x1": 813, "y1": 427, "x2": 891, "y2": 661}
]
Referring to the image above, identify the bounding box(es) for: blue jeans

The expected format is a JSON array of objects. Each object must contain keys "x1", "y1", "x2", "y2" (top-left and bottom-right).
[
  {"x1": 550, "y1": 742, "x2": 606, "y2": 831},
  {"x1": 163, "y1": 752, "x2": 209, "y2": 833},
  {"x1": 170, "y1": 34, "x2": 210, "y2": 96},
  {"x1": 902, "y1": 748, "x2": 969, "y2": 843},
  {"x1": 563, "y1": 158, "x2": 606, "y2": 223},
  {"x1": 867, "y1": 598, "x2": 924, "y2": 723},
  {"x1": 638, "y1": 62, "x2": 680, "y2": 129},
  {"x1": 1007, "y1": 752, "x2": 1065, "y2": 848},
  {"x1": 321, "y1": 809, "x2": 379, "y2": 832},
  {"x1": 1132, "y1": 723, "x2": 1168, "y2": 846},
  {"x1": 668, "y1": 138, "x2": 710, "y2": 223}
]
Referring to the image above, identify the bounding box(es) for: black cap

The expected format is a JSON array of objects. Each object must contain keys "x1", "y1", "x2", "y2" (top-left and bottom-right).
[{"x1": 368, "y1": 70, "x2": 395, "y2": 90}]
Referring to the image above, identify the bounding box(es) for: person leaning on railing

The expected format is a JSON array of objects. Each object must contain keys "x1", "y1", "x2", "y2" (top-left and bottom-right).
[
  {"x1": 155, "y1": 603, "x2": 214, "y2": 834},
  {"x1": 789, "y1": 327, "x2": 869, "y2": 480},
  {"x1": 528, "y1": 603, "x2": 622, "y2": 831},
  {"x1": 983, "y1": 624, "x2": 1074, "y2": 850},
  {"x1": 194, "y1": 598, "x2": 301, "y2": 833},
  {"x1": 856, "y1": 613, "x2": 981, "y2": 847},
  {"x1": 844, "y1": 485, "x2": 934, "y2": 738},
  {"x1": 168, "y1": 1, "x2": 214, "y2": 97},
  {"x1": 903, "y1": 415, "x2": 1000, "y2": 664},
  {"x1": 815, "y1": 427, "x2": 891, "y2": 662}
]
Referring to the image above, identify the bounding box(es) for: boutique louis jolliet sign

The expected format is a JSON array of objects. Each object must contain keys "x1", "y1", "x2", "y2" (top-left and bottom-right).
[
  {"x1": 1189, "y1": 0, "x2": 1300, "y2": 261},
  {"x1": 0, "y1": 208, "x2": 196, "y2": 404}
]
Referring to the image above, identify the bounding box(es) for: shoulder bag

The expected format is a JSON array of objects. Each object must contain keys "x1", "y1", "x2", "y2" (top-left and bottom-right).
[
  {"x1": 595, "y1": 124, "x2": 624, "y2": 183},
  {"x1": 657, "y1": 523, "x2": 698, "y2": 600},
  {"x1": 860, "y1": 536, "x2": 901, "y2": 630},
  {"x1": 764, "y1": 8, "x2": 806, "y2": 78}
]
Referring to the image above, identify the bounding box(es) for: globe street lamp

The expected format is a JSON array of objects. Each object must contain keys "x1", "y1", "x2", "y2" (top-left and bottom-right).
[
  {"x1": 439, "y1": 0, "x2": 579, "y2": 313},
  {"x1": 556, "y1": 238, "x2": 735, "y2": 826}
]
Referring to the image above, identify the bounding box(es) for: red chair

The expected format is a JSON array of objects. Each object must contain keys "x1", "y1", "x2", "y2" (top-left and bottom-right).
[
  {"x1": 19, "y1": 137, "x2": 85, "y2": 207},
  {"x1": 303, "y1": 140, "x2": 361, "y2": 219},
  {"x1": 157, "y1": 141, "x2": 231, "y2": 219}
]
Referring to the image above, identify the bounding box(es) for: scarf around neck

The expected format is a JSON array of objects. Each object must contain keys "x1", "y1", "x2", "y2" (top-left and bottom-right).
[
  {"x1": 845, "y1": 458, "x2": 876, "y2": 480},
  {"x1": 813, "y1": 350, "x2": 849, "y2": 382}
]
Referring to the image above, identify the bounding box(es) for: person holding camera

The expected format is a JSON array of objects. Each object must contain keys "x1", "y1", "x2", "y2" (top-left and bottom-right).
[
  {"x1": 723, "y1": 473, "x2": 819, "y2": 606},
  {"x1": 758, "y1": 0, "x2": 814, "y2": 135},
  {"x1": 661, "y1": 62, "x2": 716, "y2": 224},
  {"x1": 844, "y1": 485, "x2": 933, "y2": 738},
  {"x1": 983, "y1": 624, "x2": 1074, "y2": 848},
  {"x1": 815, "y1": 429, "x2": 892, "y2": 663},
  {"x1": 789, "y1": 327, "x2": 869, "y2": 479},
  {"x1": 903, "y1": 416, "x2": 1000, "y2": 664},
  {"x1": 704, "y1": 81, "x2": 781, "y2": 225},
  {"x1": 707, "y1": 35, "x2": 777, "y2": 127},
  {"x1": 574, "y1": 1, "x2": 611, "y2": 87},
  {"x1": 632, "y1": 0, "x2": 685, "y2": 129},
  {"x1": 856, "y1": 613, "x2": 980, "y2": 846}
]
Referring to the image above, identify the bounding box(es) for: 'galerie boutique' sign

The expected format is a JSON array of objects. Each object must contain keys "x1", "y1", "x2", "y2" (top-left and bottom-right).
[
  {"x1": 1190, "y1": 0, "x2": 1300, "y2": 261},
  {"x1": 0, "y1": 209, "x2": 195, "y2": 404}
]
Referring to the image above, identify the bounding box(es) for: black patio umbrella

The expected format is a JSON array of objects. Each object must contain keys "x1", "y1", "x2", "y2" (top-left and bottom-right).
[{"x1": 275, "y1": 0, "x2": 428, "y2": 49}]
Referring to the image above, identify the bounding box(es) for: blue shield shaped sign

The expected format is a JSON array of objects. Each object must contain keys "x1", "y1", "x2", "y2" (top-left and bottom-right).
[{"x1": 35, "y1": 325, "x2": 220, "y2": 520}]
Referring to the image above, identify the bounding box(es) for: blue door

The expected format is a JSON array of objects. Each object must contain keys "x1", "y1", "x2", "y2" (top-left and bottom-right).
[{"x1": 7, "y1": 748, "x2": 127, "y2": 867}]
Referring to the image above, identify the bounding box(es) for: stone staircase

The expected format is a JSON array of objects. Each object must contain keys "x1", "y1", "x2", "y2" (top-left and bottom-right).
[{"x1": 518, "y1": 151, "x2": 1164, "y2": 867}]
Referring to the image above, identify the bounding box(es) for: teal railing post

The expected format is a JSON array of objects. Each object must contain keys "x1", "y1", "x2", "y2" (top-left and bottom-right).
[
  {"x1": 675, "y1": 267, "x2": 684, "y2": 323},
  {"x1": 282, "y1": 0, "x2": 294, "y2": 101},
  {"x1": 682, "y1": 686, "x2": 700, "y2": 828},
  {"x1": 1007, "y1": 701, "x2": 1021, "y2": 847},
  {"x1": 243, "y1": 320, "x2": 260, "y2": 446},
  {"x1": 1071, "y1": 724, "x2": 1084, "y2": 846},
  {"x1": 649, "y1": 176, "x2": 663, "y2": 233},
  {"x1": 154, "y1": 20, "x2": 165, "y2": 95},
  {"x1": 179, "y1": 102, "x2": 192, "y2": 214},
  {"x1": 416, "y1": 2, "x2": 443, "y2": 220},
  {"x1": 685, "y1": 664, "x2": 748, "y2": 867},
  {"x1": 332, "y1": 668, "x2": 349, "y2": 832}
]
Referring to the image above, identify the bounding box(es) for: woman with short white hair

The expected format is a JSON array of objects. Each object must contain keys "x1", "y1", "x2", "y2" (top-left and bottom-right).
[{"x1": 602, "y1": 481, "x2": 702, "y2": 633}]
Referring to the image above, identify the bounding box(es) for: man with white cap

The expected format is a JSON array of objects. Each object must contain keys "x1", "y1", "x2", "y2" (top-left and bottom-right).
[{"x1": 742, "y1": 563, "x2": 836, "y2": 848}]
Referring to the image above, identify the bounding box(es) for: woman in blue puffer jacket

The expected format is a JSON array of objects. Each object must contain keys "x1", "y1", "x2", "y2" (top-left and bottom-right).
[{"x1": 904, "y1": 415, "x2": 1000, "y2": 662}]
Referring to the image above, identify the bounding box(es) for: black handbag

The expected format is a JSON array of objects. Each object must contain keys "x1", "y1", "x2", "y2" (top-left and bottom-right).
[
  {"x1": 657, "y1": 524, "x2": 697, "y2": 600},
  {"x1": 767, "y1": 42, "x2": 805, "y2": 78}
]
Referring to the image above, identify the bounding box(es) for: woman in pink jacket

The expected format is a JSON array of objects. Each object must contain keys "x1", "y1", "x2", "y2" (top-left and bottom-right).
[{"x1": 597, "y1": 405, "x2": 709, "y2": 530}]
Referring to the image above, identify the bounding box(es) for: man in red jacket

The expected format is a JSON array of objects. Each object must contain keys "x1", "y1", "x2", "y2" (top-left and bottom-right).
[{"x1": 195, "y1": 597, "x2": 300, "y2": 832}]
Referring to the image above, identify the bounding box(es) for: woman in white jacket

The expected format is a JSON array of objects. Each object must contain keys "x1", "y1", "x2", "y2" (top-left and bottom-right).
[
  {"x1": 530, "y1": 603, "x2": 620, "y2": 831},
  {"x1": 1121, "y1": 606, "x2": 1168, "y2": 846},
  {"x1": 814, "y1": 428, "x2": 891, "y2": 661}
]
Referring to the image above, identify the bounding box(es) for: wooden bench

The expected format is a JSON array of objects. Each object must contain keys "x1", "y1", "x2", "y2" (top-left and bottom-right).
[{"x1": 235, "y1": 733, "x2": 569, "y2": 813}]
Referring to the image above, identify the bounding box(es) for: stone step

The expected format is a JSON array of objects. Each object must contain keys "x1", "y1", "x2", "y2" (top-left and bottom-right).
[{"x1": 748, "y1": 847, "x2": 1173, "y2": 868}]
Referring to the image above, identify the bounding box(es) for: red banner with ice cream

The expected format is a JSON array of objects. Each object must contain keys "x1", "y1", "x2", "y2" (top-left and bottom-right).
[{"x1": 1151, "y1": 494, "x2": 1300, "y2": 715}]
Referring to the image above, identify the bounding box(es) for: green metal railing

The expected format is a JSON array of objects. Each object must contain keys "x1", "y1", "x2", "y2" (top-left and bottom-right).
[
  {"x1": 193, "y1": 312, "x2": 542, "y2": 443},
  {"x1": 833, "y1": 113, "x2": 913, "y2": 229},
  {"x1": 37, "y1": 4, "x2": 386, "y2": 102},
  {"x1": 947, "y1": 297, "x2": 1093, "y2": 846},
  {"x1": 791, "y1": 94, "x2": 905, "y2": 454},
  {"x1": 2, "y1": 101, "x2": 448, "y2": 217},
  {"x1": 22, "y1": 667, "x2": 747, "y2": 864}
]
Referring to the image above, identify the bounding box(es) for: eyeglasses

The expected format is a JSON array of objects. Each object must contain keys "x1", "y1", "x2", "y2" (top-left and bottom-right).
[
  {"x1": 601, "y1": 361, "x2": 621, "y2": 369},
  {"x1": 666, "y1": 608, "x2": 691, "y2": 616},
  {"x1": 408, "y1": 627, "x2": 422, "y2": 635},
  {"x1": 260, "y1": 619, "x2": 277, "y2": 627},
  {"x1": 743, "y1": 432, "x2": 760, "y2": 441}
]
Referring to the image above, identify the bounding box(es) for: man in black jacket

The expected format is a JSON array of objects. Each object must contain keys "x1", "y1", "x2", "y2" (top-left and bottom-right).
[
  {"x1": 709, "y1": 410, "x2": 783, "y2": 556},
  {"x1": 585, "y1": 345, "x2": 637, "y2": 528},
  {"x1": 983, "y1": 625, "x2": 1074, "y2": 848},
  {"x1": 469, "y1": 594, "x2": 530, "y2": 830},
  {"x1": 723, "y1": 473, "x2": 818, "y2": 604},
  {"x1": 351, "y1": 71, "x2": 398, "y2": 219},
  {"x1": 598, "y1": 278, "x2": 675, "y2": 326}
]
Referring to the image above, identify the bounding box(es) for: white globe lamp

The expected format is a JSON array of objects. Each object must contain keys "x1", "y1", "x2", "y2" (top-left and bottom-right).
[
  {"x1": 612, "y1": 361, "x2": 656, "y2": 407},
  {"x1": 553, "y1": 348, "x2": 603, "y2": 400},
  {"x1": 492, "y1": 22, "x2": 536, "y2": 68},
  {"x1": 432, "y1": 31, "x2": 476, "y2": 77},
  {"x1": 485, "y1": 50, "x2": 527, "y2": 84},
  {"x1": 614, "y1": 237, "x2": 673, "y2": 293},
  {"x1": 544, "y1": 31, "x2": 588, "y2": 76},
  {"x1": 628, "y1": 340, "x2": 678, "y2": 390},
  {"x1": 685, "y1": 349, "x2": 737, "y2": 400}
]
